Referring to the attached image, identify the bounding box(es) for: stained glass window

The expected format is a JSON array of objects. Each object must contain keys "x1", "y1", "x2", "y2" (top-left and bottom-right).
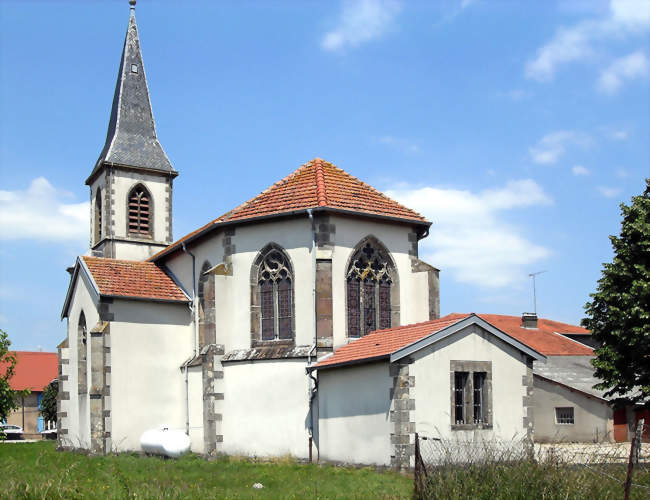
[
  {"x1": 257, "y1": 248, "x2": 293, "y2": 341},
  {"x1": 346, "y1": 241, "x2": 395, "y2": 337}
]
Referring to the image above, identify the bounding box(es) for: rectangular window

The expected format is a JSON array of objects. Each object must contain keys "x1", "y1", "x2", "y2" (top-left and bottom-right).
[
  {"x1": 555, "y1": 407, "x2": 575, "y2": 425},
  {"x1": 454, "y1": 372, "x2": 468, "y2": 424},
  {"x1": 473, "y1": 372, "x2": 486, "y2": 424},
  {"x1": 451, "y1": 361, "x2": 492, "y2": 429}
]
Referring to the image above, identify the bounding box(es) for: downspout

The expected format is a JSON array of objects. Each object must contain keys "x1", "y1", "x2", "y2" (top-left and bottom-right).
[
  {"x1": 306, "y1": 209, "x2": 317, "y2": 461},
  {"x1": 182, "y1": 242, "x2": 199, "y2": 356},
  {"x1": 181, "y1": 242, "x2": 198, "y2": 436}
]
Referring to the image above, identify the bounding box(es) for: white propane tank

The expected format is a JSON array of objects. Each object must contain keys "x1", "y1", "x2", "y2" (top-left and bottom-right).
[{"x1": 140, "y1": 427, "x2": 191, "y2": 458}]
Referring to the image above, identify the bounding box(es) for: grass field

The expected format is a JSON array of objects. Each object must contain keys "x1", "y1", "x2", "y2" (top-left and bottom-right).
[{"x1": 0, "y1": 441, "x2": 412, "y2": 499}]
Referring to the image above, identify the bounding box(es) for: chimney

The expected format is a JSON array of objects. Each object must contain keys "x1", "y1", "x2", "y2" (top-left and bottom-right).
[{"x1": 522, "y1": 312, "x2": 538, "y2": 329}]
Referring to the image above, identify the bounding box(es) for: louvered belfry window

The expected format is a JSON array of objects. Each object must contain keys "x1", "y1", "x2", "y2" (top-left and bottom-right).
[
  {"x1": 128, "y1": 185, "x2": 151, "y2": 236},
  {"x1": 347, "y1": 241, "x2": 394, "y2": 337},
  {"x1": 258, "y1": 248, "x2": 293, "y2": 340}
]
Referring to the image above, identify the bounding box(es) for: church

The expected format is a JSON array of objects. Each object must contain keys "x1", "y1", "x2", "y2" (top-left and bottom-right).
[{"x1": 58, "y1": 2, "x2": 599, "y2": 469}]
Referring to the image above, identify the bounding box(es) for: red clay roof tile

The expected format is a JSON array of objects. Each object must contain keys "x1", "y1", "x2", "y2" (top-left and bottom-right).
[
  {"x1": 0, "y1": 351, "x2": 58, "y2": 392},
  {"x1": 314, "y1": 313, "x2": 593, "y2": 370},
  {"x1": 82, "y1": 256, "x2": 188, "y2": 302},
  {"x1": 150, "y1": 158, "x2": 428, "y2": 261}
]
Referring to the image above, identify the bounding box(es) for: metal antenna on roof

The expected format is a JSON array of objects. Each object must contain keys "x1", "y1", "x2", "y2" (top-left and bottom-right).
[
  {"x1": 528, "y1": 270, "x2": 547, "y2": 315},
  {"x1": 129, "y1": 0, "x2": 136, "y2": 10}
]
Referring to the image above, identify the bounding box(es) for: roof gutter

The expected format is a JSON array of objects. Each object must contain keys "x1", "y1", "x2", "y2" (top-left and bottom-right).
[{"x1": 307, "y1": 354, "x2": 390, "y2": 373}]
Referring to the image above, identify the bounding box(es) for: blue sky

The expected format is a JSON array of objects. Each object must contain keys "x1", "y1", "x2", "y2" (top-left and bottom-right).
[{"x1": 0, "y1": 0, "x2": 648, "y2": 351}]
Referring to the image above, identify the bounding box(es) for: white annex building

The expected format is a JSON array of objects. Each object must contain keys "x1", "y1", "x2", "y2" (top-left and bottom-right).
[{"x1": 58, "y1": 3, "x2": 604, "y2": 468}]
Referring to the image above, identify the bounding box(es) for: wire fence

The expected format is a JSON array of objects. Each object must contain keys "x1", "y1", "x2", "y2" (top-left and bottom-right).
[{"x1": 414, "y1": 419, "x2": 649, "y2": 500}]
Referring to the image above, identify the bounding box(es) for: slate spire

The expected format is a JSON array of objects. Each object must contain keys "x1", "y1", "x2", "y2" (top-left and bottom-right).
[{"x1": 87, "y1": 0, "x2": 175, "y2": 184}]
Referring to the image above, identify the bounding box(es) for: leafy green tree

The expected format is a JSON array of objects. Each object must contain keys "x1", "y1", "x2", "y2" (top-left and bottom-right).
[
  {"x1": 40, "y1": 379, "x2": 58, "y2": 424},
  {"x1": 1, "y1": 329, "x2": 28, "y2": 439},
  {"x1": 583, "y1": 179, "x2": 650, "y2": 407}
]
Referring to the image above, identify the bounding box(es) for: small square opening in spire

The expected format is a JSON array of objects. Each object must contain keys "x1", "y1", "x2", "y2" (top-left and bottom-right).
[{"x1": 131, "y1": 64, "x2": 138, "y2": 74}]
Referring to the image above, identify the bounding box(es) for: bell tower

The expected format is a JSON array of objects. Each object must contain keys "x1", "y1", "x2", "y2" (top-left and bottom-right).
[{"x1": 87, "y1": 0, "x2": 177, "y2": 261}]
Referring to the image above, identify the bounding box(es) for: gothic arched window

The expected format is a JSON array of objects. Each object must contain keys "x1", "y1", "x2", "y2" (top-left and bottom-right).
[
  {"x1": 346, "y1": 238, "x2": 397, "y2": 337},
  {"x1": 94, "y1": 189, "x2": 102, "y2": 244},
  {"x1": 77, "y1": 311, "x2": 87, "y2": 393},
  {"x1": 251, "y1": 244, "x2": 294, "y2": 342},
  {"x1": 127, "y1": 184, "x2": 151, "y2": 237}
]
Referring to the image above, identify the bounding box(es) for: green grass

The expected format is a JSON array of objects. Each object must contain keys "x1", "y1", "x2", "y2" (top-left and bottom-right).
[
  {"x1": 418, "y1": 461, "x2": 650, "y2": 500},
  {"x1": 0, "y1": 441, "x2": 412, "y2": 499}
]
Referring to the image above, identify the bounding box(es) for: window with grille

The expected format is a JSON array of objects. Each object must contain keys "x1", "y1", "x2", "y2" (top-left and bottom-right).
[
  {"x1": 555, "y1": 407, "x2": 575, "y2": 424},
  {"x1": 127, "y1": 185, "x2": 151, "y2": 236},
  {"x1": 451, "y1": 362, "x2": 491, "y2": 429},
  {"x1": 257, "y1": 247, "x2": 294, "y2": 341},
  {"x1": 454, "y1": 372, "x2": 468, "y2": 425},
  {"x1": 473, "y1": 372, "x2": 486, "y2": 424},
  {"x1": 347, "y1": 241, "x2": 395, "y2": 337}
]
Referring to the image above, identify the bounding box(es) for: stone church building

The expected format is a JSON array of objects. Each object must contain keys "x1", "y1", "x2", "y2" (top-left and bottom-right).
[{"x1": 58, "y1": 3, "x2": 590, "y2": 468}]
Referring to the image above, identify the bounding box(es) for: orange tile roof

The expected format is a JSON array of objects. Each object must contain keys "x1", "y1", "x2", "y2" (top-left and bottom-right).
[
  {"x1": 150, "y1": 158, "x2": 428, "y2": 261},
  {"x1": 314, "y1": 313, "x2": 592, "y2": 370},
  {"x1": 314, "y1": 316, "x2": 464, "y2": 369},
  {"x1": 82, "y1": 256, "x2": 188, "y2": 302},
  {"x1": 0, "y1": 351, "x2": 58, "y2": 392}
]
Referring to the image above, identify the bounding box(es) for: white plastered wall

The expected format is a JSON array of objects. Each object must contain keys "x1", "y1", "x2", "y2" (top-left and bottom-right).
[
  {"x1": 411, "y1": 324, "x2": 529, "y2": 441},
  {"x1": 110, "y1": 170, "x2": 170, "y2": 243},
  {"x1": 108, "y1": 300, "x2": 192, "y2": 452},
  {"x1": 317, "y1": 362, "x2": 393, "y2": 466},
  {"x1": 221, "y1": 359, "x2": 311, "y2": 458},
  {"x1": 187, "y1": 366, "x2": 204, "y2": 452},
  {"x1": 88, "y1": 169, "x2": 172, "y2": 260},
  {"x1": 164, "y1": 214, "x2": 431, "y2": 353},
  {"x1": 164, "y1": 218, "x2": 314, "y2": 350},
  {"x1": 63, "y1": 269, "x2": 100, "y2": 449},
  {"x1": 533, "y1": 376, "x2": 613, "y2": 443}
]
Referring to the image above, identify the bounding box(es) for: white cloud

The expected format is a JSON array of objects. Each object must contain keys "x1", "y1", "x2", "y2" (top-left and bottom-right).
[
  {"x1": 376, "y1": 135, "x2": 420, "y2": 153},
  {"x1": 597, "y1": 51, "x2": 649, "y2": 93},
  {"x1": 616, "y1": 167, "x2": 629, "y2": 178},
  {"x1": 597, "y1": 186, "x2": 622, "y2": 197},
  {"x1": 610, "y1": 129, "x2": 629, "y2": 140},
  {"x1": 0, "y1": 177, "x2": 88, "y2": 243},
  {"x1": 525, "y1": 0, "x2": 650, "y2": 82},
  {"x1": 321, "y1": 0, "x2": 401, "y2": 52},
  {"x1": 529, "y1": 130, "x2": 592, "y2": 165},
  {"x1": 572, "y1": 165, "x2": 590, "y2": 176},
  {"x1": 386, "y1": 180, "x2": 552, "y2": 288}
]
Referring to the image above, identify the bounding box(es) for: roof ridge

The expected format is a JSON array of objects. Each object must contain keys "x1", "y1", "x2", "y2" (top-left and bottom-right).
[{"x1": 314, "y1": 159, "x2": 328, "y2": 206}]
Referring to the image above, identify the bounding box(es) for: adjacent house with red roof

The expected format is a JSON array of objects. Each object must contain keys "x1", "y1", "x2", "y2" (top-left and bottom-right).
[
  {"x1": 57, "y1": 2, "x2": 624, "y2": 468},
  {"x1": 1, "y1": 351, "x2": 58, "y2": 438}
]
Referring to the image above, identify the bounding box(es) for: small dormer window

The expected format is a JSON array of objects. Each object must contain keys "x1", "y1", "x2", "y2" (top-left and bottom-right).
[{"x1": 131, "y1": 64, "x2": 138, "y2": 74}]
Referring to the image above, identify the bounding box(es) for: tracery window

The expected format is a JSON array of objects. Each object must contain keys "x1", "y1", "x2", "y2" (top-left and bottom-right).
[
  {"x1": 257, "y1": 246, "x2": 294, "y2": 341},
  {"x1": 127, "y1": 184, "x2": 151, "y2": 236},
  {"x1": 346, "y1": 240, "x2": 395, "y2": 337}
]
